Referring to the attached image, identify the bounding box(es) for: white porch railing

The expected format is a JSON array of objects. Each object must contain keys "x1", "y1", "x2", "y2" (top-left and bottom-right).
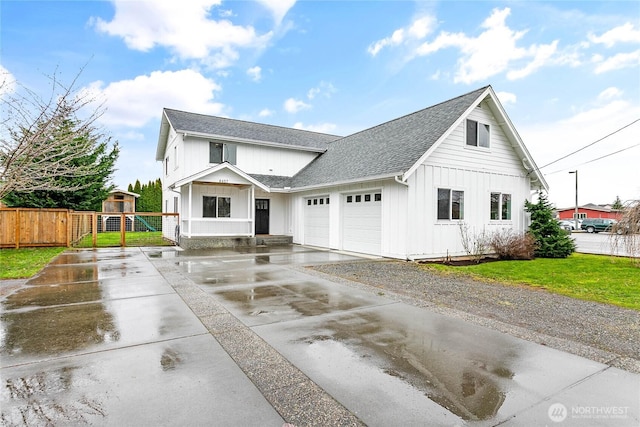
[{"x1": 181, "y1": 218, "x2": 253, "y2": 237}]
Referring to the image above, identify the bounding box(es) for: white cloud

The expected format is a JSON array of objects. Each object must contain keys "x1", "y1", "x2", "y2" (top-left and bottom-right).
[
  {"x1": 368, "y1": 15, "x2": 435, "y2": 56},
  {"x1": 292, "y1": 122, "x2": 337, "y2": 133},
  {"x1": 258, "y1": 108, "x2": 274, "y2": 117},
  {"x1": 520, "y1": 97, "x2": 640, "y2": 207},
  {"x1": 92, "y1": 0, "x2": 271, "y2": 67},
  {"x1": 593, "y1": 49, "x2": 640, "y2": 74},
  {"x1": 598, "y1": 87, "x2": 623, "y2": 101},
  {"x1": 247, "y1": 66, "x2": 262, "y2": 82},
  {"x1": 496, "y1": 91, "x2": 516, "y2": 105},
  {"x1": 0, "y1": 65, "x2": 16, "y2": 99},
  {"x1": 588, "y1": 22, "x2": 640, "y2": 47},
  {"x1": 307, "y1": 81, "x2": 336, "y2": 99},
  {"x1": 377, "y1": 8, "x2": 559, "y2": 84},
  {"x1": 283, "y1": 97, "x2": 310, "y2": 113},
  {"x1": 84, "y1": 69, "x2": 224, "y2": 127},
  {"x1": 256, "y1": 0, "x2": 296, "y2": 25}
]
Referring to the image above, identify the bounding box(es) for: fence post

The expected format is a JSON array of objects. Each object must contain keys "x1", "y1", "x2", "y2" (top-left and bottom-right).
[
  {"x1": 14, "y1": 209, "x2": 20, "y2": 249},
  {"x1": 92, "y1": 213, "x2": 98, "y2": 247},
  {"x1": 66, "y1": 210, "x2": 72, "y2": 247},
  {"x1": 120, "y1": 213, "x2": 126, "y2": 247}
]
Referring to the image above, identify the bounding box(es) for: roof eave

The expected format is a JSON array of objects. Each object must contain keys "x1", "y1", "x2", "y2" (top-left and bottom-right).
[
  {"x1": 289, "y1": 173, "x2": 400, "y2": 192},
  {"x1": 179, "y1": 130, "x2": 327, "y2": 153}
]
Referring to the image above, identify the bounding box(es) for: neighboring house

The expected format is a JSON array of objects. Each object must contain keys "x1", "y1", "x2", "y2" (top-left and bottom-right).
[
  {"x1": 156, "y1": 86, "x2": 548, "y2": 259},
  {"x1": 557, "y1": 203, "x2": 622, "y2": 221},
  {"x1": 101, "y1": 189, "x2": 140, "y2": 232}
]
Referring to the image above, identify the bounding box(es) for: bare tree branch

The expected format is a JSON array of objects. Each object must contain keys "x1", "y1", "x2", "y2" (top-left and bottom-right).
[{"x1": 1, "y1": 67, "x2": 113, "y2": 201}]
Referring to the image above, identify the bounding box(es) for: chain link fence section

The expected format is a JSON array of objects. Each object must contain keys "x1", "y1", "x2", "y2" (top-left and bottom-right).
[{"x1": 71, "y1": 213, "x2": 179, "y2": 248}]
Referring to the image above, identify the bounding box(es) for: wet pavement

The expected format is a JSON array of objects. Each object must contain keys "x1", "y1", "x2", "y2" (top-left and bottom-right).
[{"x1": 1, "y1": 246, "x2": 639, "y2": 426}]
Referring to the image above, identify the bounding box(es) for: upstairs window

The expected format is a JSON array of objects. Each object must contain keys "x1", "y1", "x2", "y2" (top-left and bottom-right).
[
  {"x1": 466, "y1": 119, "x2": 490, "y2": 148},
  {"x1": 437, "y1": 189, "x2": 464, "y2": 220},
  {"x1": 490, "y1": 193, "x2": 511, "y2": 220},
  {"x1": 209, "y1": 142, "x2": 237, "y2": 165}
]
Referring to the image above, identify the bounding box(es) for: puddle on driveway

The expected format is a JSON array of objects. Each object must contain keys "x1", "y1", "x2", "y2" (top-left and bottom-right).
[
  {"x1": 260, "y1": 305, "x2": 525, "y2": 423},
  {"x1": 1, "y1": 302, "x2": 119, "y2": 356},
  {"x1": 307, "y1": 310, "x2": 517, "y2": 421},
  {"x1": 216, "y1": 282, "x2": 380, "y2": 319}
]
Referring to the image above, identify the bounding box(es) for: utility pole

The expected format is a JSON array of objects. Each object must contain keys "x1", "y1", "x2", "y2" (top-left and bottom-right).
[{"x1": 569, "y1": 170, "x2": 578, "y2": 230}]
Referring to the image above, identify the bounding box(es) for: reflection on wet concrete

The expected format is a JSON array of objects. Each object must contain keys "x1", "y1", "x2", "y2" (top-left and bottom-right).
[
  {"x1": 216, "y1": 282, "x2": 383, "y2": 321},
  {"x1": 1, "y1": 302, "x2": 120, "y2": 356},
  {"x1": 292, "y1": 307, "x2": 518, "y2": 421}
]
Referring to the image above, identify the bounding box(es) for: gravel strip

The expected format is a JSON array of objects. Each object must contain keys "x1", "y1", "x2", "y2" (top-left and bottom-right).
[{"x1": 309, "y1": 260, "x2": 640, "y2": 374}]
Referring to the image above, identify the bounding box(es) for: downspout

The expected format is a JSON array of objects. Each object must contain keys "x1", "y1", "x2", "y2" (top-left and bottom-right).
[
  {"x1": 188, "y1": 182, "x2": 193, "y2": 238},
  {"x1": 394, "y1": 175, "x2": 410, "y2": 260},
  {"x1": 394, "y1": 175, "x2": 409, "y2": 186}
]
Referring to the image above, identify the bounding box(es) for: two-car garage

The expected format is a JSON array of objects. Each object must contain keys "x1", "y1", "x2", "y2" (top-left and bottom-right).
[{"x1": 303, "y1": 191, "x2": 382, "y2": 256}]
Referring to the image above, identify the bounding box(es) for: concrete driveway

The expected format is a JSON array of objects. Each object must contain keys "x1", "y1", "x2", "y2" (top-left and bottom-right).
[{"x1": 1, "y1": 246, "x2": 638, "y2": 426}]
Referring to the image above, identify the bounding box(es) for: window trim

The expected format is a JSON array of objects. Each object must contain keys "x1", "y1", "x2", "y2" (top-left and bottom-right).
[
  {"x1": 466, "y1": 119, "x2": 490, "y2": 149},
  {"x1": 437, "y1": 188, "x2": 464, "y2": 221},
  {"x1": 490, "y1": 192, "x2": 512, "y2": 221},
  {"x1": 209, "y1": 142, "x2": 237, "y2": 165},
  {"x1": 202, "y1": 196, "x2": 231, "y2": 218}
]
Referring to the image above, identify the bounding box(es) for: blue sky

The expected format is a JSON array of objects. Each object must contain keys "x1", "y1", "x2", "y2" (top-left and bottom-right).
[{"x1": 1, "y1": 0, "x2": 639, "y2": 209}]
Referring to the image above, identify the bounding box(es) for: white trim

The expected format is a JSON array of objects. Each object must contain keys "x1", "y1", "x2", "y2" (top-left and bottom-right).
[
  {"x1": 172, "y1": 162, "x2": 270, "y2": 192},
  {"x1": 181, "y1": 130, "x2": 326, "y2": 153}
]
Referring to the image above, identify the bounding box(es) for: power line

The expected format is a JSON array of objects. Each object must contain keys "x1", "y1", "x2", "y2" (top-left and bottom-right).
[
  {"x1": 538, "y1": 118, "x2": 640, "y2": 170},
  {"x1": 546, "y1": 142, "x2": 640, "y2": 175}
]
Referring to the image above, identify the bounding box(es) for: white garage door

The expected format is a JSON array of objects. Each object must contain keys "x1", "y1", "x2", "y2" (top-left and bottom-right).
[
  {"x1": 342, "y1": 192, "x2": 382, "y2": 255},
  {"x1": 304, "y1": 196, "x2": 330, "y2": 248}
]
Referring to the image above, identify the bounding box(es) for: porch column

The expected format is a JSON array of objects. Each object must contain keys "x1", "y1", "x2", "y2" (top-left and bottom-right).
[
  {"x1": 250, "y1": 185, "x2": 255, "y2": 237},
  {"x1": 188, "y1": 182, "x2": 193, "y2": 238}
]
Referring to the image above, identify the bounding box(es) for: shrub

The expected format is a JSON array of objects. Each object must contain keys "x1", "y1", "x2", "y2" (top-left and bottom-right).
[
  {"x1": 458, "y1": 222, "x2": 490, "y2": 263},
  {"x1": 490, "y1": 229, "x2": 537, "y2": 260}
]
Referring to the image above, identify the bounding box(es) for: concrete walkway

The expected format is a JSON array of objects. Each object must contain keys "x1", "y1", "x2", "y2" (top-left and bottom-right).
[{"x1": 1, "y1": 246, "x2": 638, "y2": 426}]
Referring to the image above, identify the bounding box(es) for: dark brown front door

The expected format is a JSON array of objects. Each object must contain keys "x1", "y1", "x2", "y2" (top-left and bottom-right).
[{"x1": 255, "y1": 199, "x2": 269, "y2": 234}]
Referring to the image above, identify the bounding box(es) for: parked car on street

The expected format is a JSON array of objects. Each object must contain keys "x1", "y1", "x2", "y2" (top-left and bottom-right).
[
  {"x1": 580, "y1": 218, "x2": 616, "y2": 233},
  {"x1": 557, "y1": 220, "x2": 576, "y2": 230}
]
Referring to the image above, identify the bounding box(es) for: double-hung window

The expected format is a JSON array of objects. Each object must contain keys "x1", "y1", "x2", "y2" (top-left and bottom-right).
[
  {"x1": 203, "y1": 196, "x2": 231, "y2": 218},
  {"x1": 209, "y1": 142, "x2": 237, "y2": 165},
  {"x1": 437, "y1": 189, "x2": 464, "y2": 220},
  {"x1": 466, "y1": 119, "x2": 490, "y2": 148},
  {"x1": 490, "y1": 193, "x2": 511, "y2": 220}
]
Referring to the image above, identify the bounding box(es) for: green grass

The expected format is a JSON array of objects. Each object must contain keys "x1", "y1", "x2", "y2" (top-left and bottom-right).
[
  {"x1": 422, "y1": 253, "x2": 640, "y2": 310},
  {"x1": 74, "y1": 231, "x2": 174, "y2": 248},
  {"x1": 0, "y1": 247, "x2": 66, "y2": 279}
]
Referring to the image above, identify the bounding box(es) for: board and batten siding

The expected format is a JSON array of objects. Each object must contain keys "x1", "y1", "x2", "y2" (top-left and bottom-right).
[
  {"x1": 404, "y1": 104, "x2": 534, "y2": 259},
  {"x1": 180, "y1": 136, "x2": 319, "y2": 178}
]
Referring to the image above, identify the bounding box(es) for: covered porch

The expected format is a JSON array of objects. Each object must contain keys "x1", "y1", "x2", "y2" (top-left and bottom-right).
[{"x1": 172, "y1": 163, "x2": 270, "y2": 239}]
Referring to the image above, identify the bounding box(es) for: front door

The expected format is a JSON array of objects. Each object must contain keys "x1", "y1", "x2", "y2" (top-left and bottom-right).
[{"x1": 255, "y1": 199, "x2": 270, "y2": 234}]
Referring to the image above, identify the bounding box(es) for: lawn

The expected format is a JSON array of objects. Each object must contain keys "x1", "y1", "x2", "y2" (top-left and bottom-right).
[
  {"x1": 422, "y1": 253, "x2": 640, "y2": 310},
  {"x1": 0, "y1": 247, "x2": 66, "y2": 279},
  {"x1": 74, "y1": 231, "x2": 174, "y2": 248}
]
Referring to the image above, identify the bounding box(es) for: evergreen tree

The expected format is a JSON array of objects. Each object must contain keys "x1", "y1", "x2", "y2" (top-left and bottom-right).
[
  {"x1": 3, "y1": 118, "x2": 119, "y2": 211},
  {"x1": 525, "y1": 191, "x2": 576, "y2": 258},
  {"x1": 127, "y1": 183, "x2": 134, "y2": 192},
  {"x1": 612, "y1": 195, "x2": 623, "y2": 210},
  {"x1": 126, "y1": 178, "x2": 162, "y2": 212}
]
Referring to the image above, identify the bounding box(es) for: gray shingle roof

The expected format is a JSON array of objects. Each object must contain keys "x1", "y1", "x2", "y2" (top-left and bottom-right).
[
  {"x1": 164, "y1": 109, "x2": 340, "y2": 150},
  {"x1": 291, "y1": 86, "x2": 489, "y2": 188},
  {"x1": 249, "y1": 174, "x2": 293, "y2": 189}
]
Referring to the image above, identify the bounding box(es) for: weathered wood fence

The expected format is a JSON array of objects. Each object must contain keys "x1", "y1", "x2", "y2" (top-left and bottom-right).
[{"x1": 0, "y1": 209, "x2": 178, "y2": 248}]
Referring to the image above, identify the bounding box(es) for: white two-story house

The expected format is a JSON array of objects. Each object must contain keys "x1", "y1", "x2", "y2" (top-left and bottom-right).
[{"x1": 156, "y1": 85, "x2": 548, "y2": 259}]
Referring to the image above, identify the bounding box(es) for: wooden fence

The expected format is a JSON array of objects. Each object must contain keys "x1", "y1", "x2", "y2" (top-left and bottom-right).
[{"x1": 0, "y1": 209, "x2": 179, "y2": 248}]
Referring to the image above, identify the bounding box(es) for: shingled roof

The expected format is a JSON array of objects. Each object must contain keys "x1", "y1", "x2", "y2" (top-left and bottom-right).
[
  {"x1": 290, "y1": 86, "x2": 489, "y2": 188},
  {"x1": 163, "y1": 109, "x2": 341, "y2": 150}
]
